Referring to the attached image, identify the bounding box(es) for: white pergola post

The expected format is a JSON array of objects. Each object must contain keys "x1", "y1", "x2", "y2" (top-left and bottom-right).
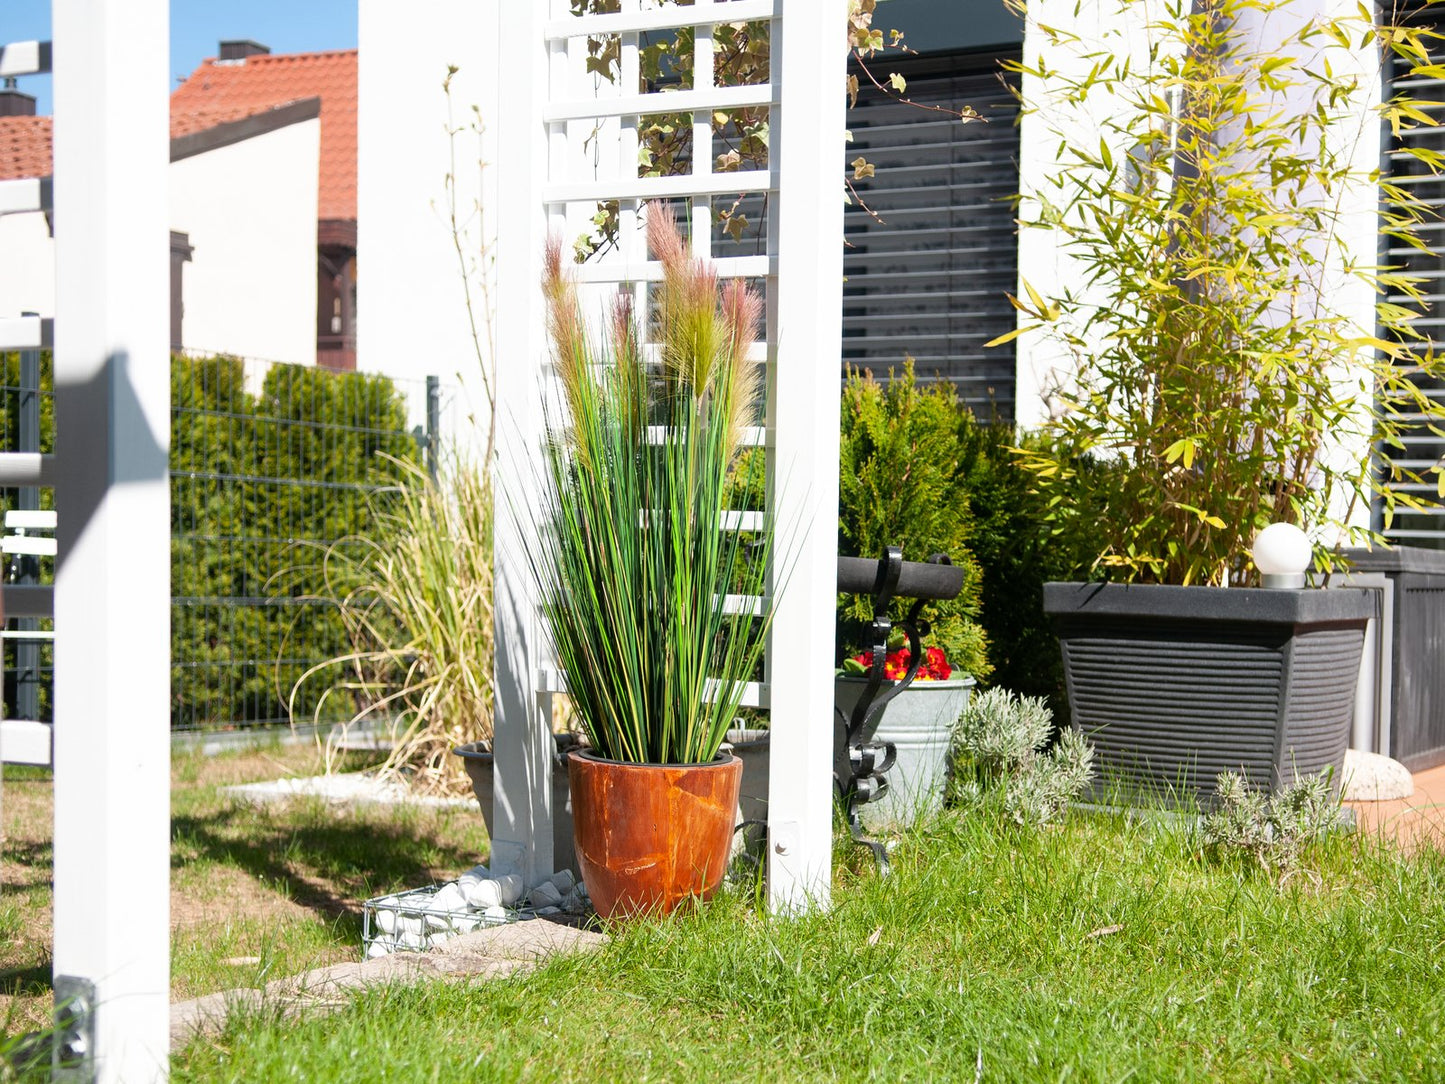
[
  {"x1": 51, "y1": 0, "x2": 172, "y2": 1079},
  {"x1": 764, "y1": 0, "x2": 848, "y2": 914},
  {"x1": 489, "y1": 0, "x2": 555, "y2": 889},
  {"x1": 485, "y1": 0, "x2": 846, "y2": 913}
]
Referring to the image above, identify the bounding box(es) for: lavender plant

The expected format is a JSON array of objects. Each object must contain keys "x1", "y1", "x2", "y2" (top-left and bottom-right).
[{"x1": 952, "y1": 687, "x2": 1094, "y2": 826}]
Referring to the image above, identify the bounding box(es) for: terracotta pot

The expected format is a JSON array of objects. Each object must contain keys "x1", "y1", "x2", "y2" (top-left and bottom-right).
[{"x1": 568, "y1": 748, "x2": 742, "y2": 920}]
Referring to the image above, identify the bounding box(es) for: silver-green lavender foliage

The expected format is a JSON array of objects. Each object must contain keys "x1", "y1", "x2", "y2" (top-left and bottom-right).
[
  {"x1": 1201, "y1": 770, "x2": 1339, "y2": 874},
  {"x1": 952, "y1": 688, "x2": 1094, "y2": 826}
]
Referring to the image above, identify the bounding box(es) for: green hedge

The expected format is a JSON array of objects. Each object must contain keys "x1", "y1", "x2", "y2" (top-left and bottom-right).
[
  {"x1": 170, "y1": 356, "x2": 419, "y2": 729},
  {"x1": 1, "y1": 353, "x2": 419, "y2": 729}
]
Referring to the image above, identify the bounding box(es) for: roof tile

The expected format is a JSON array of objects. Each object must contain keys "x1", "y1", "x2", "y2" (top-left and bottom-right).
[
  {"x1": 0, "y1": 49, "x2": 357, "y2": 224},
  {"x1": 171, "y1": 50, "x2": 356, "y2": 222},
  {"x1": 0, "y1": 116, "x2": 53, "y2": 182}
]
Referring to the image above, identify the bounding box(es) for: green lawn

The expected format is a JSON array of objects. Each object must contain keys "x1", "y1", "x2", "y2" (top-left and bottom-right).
[
  {"x1": 0, "y1": 744, "x2": 490, "y2": 1031},
  {"x1": 175, "y1": 800, "x2": 1445, "y2": 1083}
]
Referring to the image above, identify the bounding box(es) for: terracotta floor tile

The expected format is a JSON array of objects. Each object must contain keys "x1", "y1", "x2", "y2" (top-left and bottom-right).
[{"x1": 1346, "y1": 763, "x2": 1445, "y2": 853}]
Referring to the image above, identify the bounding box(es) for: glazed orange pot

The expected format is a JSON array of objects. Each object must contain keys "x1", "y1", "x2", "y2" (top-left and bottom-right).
[{"x1": 567, "y1": 748, "x2": 743, "y2": 920}]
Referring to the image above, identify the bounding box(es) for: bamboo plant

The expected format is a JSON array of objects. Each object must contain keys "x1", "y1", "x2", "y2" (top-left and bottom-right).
[
  {"x1": 532, "y1": 204, "x2": 772, "y2": 765},
  {"x1": 1001, "y1": 0, "x2": 1445, "y2": 585}
]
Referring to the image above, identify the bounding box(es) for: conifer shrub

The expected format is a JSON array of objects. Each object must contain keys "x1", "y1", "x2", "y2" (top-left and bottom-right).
[{"x1": 838, "y1": 362, "x2": 989, "y2": 680}]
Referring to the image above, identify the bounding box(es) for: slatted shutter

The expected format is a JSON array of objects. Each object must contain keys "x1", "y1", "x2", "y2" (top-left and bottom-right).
[
  {"x1": 1382, "y1": 12, "x2": 1445, "y2": 547},
  {"x1": 843, "y1": 50, "x2": 1021, "y2": 419}
]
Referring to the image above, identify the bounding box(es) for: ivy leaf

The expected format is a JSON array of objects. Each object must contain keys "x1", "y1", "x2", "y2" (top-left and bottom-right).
[
  {"x1": 851, "y1": 156, "x2": 876, "y2": 180},
  {"x1": 888, "y1": 72, "x2": 907, "y2": 94}
]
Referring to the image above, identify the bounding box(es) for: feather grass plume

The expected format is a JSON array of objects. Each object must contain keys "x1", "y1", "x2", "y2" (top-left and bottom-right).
[{"x1": 532, "y1": 203, "x2": 772, "y2": 765}]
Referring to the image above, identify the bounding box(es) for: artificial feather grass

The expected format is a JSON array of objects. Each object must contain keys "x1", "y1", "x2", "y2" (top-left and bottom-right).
[{"x1": 531, "y1": 205, "x2": 772, "y2": 765}]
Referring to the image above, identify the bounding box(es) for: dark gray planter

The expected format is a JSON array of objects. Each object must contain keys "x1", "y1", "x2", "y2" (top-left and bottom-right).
[
  {"x1": 1043, "y1": 582, "x2": 1373, "y2": 806},
  {"x1": 1342, "y1": 546, "x2": 1445, "y2": 770},
  {"x1": 453, "y1": 734, "x2": 581, "y2": 871}
]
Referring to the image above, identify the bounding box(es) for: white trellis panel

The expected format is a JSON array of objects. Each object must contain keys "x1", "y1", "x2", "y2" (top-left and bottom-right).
[
  {"x1": 490, "y1": 0, "x2": 846, "y2": 913},
  {"x1": 50, "y1": 0, "x2": 173, "y2": 1079}
]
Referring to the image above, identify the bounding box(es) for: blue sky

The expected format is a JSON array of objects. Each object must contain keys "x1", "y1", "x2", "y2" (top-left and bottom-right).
[{"x1": 2, "y1": 1, "x2": 357, "y2": 116}]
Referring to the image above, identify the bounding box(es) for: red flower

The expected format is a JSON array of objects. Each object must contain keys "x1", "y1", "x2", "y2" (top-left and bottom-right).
[{"x1": 849, "y1": 646, "x2": 951, "y2": 682}]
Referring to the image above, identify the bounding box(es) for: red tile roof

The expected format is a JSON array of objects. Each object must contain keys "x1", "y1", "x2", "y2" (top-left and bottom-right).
[
  {"x1": 171, "y1": 49, "x2": 357, "y2": 222},
  {"x1": 0, "y1": 116, "x2": 53, "y2": 182},
  {"x1": 0, "y1": 49, "x2": 357, "y2": 224}
]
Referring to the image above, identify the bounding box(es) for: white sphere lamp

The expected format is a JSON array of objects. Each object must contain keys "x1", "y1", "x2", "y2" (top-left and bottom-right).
[{"x1": 1251, "y1": 522, "x2": 1312, "y2": 589}]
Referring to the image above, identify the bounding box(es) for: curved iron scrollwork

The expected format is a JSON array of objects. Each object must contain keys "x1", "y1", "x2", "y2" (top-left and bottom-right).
[{"x1": 833, "y1": 547, "x2": 960, "y2": 875}]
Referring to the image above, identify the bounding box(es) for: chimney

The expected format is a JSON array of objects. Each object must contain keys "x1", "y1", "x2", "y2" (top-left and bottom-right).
[
  {"x1": 218, "y1": 40, "x2": 270, "y2": 62},
  {"x1": 0, "y1": 77, "x2": 36, "y2": 117}
]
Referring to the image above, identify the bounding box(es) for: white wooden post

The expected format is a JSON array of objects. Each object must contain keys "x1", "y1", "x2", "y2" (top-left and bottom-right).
[
  {"x1": 51, "y1": 0, "x2": 172, "y2": 1078},
  {"x1": 490, "y1": 0, "x2": 556, "y2": 888},
  {"x1": 765, "y1": 0, "x2": 847, "y2": 914}
]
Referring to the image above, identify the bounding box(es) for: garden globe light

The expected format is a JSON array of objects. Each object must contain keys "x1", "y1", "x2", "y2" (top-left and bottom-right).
[{"x1": 1252, "y1": 522, "x2": 1311, "y2": 589}]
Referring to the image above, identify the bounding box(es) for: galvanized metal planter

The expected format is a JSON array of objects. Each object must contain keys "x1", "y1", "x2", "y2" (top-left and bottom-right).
[
  {"x1": 834, "y1": 675, "x2": 975, "y2": 829},
  {"x1": 1043, "y1": 582, "x2": 1373, "y2": 806}
]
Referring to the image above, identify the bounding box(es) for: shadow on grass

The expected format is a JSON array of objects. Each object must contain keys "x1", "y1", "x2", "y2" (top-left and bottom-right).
[{"x1": 169, "y1": 800, "x2": 487, "y2": 926}]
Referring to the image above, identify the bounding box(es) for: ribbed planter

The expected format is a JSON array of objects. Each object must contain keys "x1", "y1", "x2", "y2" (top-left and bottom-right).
[
  {"x1": 834, "y1": 675, "x2": 975, "y2": 829},
  {"x1": 1043, "y1": 582, "x2": 1373, "y2": 806},
  {"x1": 568, "y1": 749, "x2": 742, "y2": 920},
  {"x1": 453, "y1": 734, "x2": 581, "y2": 871}
]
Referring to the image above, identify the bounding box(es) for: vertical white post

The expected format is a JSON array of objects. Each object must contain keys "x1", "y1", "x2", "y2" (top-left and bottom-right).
[
  {"x1": 491, "y1": 0, "x2": 555, "y2": 887},
  {"x1": 51, "y1": 0, "x2": 171, "y2": 1079},
  {"x1": 766, "y1": 0, "x2": 847, "y2": 914}
]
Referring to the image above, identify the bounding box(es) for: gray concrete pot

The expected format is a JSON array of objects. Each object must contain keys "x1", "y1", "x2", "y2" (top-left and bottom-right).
[
  {"x1": 453, "y1": 734, "x2": 581, "y2": 871},
  {"x1": 722, "y1": 727, "x2": 770, "y2": 859},
  {"x1": 1043, "y1": 582, "x2": 1373, "y2": 807},
  {"x1": 834, "y1": 674, "x2": 976, "y2": 830}
]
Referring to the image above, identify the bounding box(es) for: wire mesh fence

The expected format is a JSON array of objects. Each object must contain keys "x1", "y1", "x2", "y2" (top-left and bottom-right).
[{"x1": 1, "y1": 350, "x2": 459, "y2": 733}]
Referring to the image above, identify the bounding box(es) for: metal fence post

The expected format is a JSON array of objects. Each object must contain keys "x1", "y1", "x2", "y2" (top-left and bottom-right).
[
  {"x1": 16, "y1": 316, "x2": 40, "y2": 721},
  {"x1": 426, "y1": 374, "x2": 440, "y2": 480}
]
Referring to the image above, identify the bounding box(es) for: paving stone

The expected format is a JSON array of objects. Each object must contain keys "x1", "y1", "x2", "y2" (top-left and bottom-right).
[{"x1": 170, "y1": 916, "x2": 606, "y2": 1045}]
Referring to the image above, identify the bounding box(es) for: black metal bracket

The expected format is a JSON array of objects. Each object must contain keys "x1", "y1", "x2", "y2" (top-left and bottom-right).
[{"x1": 833, "y1": 548, "x2": 960, "y2": 875}]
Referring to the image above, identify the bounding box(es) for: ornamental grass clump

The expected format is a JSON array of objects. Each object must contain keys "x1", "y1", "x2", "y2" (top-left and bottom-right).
[
  {"x1": 1003, "y1": 0, "x2": 1445, "y2": 584},
  {"x1": 532, "y1": 205, "x2": 772, "y2": 766},
  {"x1": 287, "y1": 454, "x2": 495, "y2": 795}
]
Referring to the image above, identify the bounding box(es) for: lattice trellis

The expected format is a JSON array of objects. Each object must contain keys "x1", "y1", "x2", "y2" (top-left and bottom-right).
[{"x1": 489, "y1": 0, "x2": 846, "y2": 913}]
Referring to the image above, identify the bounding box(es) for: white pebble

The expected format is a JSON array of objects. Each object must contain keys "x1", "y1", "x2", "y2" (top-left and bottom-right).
[
  {"x1": 366, "y1": 940, "x2": 391, "y2": 959},
  {"x1": 528, "y1": 882, "x2": 563, "y2": 909},
  {"x1": 534, "y1": 906, "x2": 562, "y2": 916},
  {"x1": 498, "y1": 874, "x2": 524, "y2": 906},
  {"x1": 560, "y1": 889, "x2": 587, "y2": 915},
  {"x1": 425, "y1": 930, "x2": 454, "y2": 949},
  {"x1": 398, "y1": 914, "x2": 424, "y2": 937},
  {"x1": 454, "y1": 916, "x2": 480, "y2": 934},
  {"x1": 482, "y1": 904, "x2": 508, "y2": 921},
  {"x1": 576, "y1": 880, "x2": 588, "y2": 899},
  {"x1": 398, "y1": 929, "x2": 425, "y2": 950},
  {"x1": 549, "y1": 869, "x2": 576, "y2": 894},
  {"x1": 462, "y1": 878, "x2": 502, "y2": 909},
  {"x1": 376, "y1": 908, "x2": 397, "y2": 935},
  {"x1": 432, "y1": 883, "x2": 466, "y2": 912},
  {"x1": 458, "y1": 864, "x2": 490, "y2": 885}
]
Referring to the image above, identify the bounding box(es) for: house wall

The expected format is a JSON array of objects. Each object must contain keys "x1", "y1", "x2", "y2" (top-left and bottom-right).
[
  {"x1": 170, "y1": 115, "x2": 320, "y2": 365},
  {"x1": 0, "y1": 210, "x2": 55, "y2": 317},
  {"x1": 356, "y1": 0, "x2": 493, "y2": 444}
]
